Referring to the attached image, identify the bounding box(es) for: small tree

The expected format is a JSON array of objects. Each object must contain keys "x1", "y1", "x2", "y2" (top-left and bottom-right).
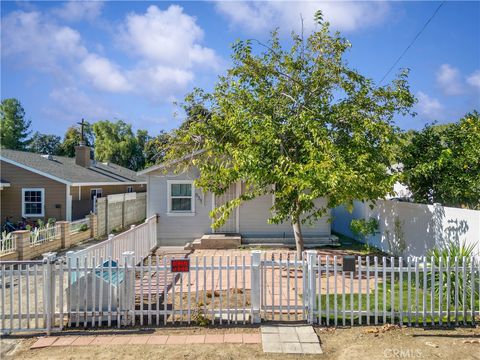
[
  {"x1": 349, "y1": 218, "x2": 378, "y2": 251},
  {"x1": 168, "y1": 12, "x2": 414, "y2": 258},
  {"x1": 0, "y1": 98, "x2": 31, "y2": 150}
]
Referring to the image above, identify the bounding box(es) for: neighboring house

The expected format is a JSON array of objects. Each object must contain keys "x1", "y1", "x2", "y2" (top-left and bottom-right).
[
  {"x1": 0, "y1": 144, "x2": 146, "y2": 222},
  {"x1": 138, "y1": 161, "x2": 332, "y2": 246}
]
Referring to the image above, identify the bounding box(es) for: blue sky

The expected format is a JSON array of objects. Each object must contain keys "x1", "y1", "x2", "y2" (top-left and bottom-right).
[{"x1": 1, "y1": 1, "x2": 479, "y2": 137}]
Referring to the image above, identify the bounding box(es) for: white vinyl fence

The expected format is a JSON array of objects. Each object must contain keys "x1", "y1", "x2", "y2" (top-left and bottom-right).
[
  {"x1": 332, "y1": 200, "x2": 480, "y2": 257},
  {"x1": 0, "y1": 232, "x2": 15, "y2": 255},
  {"x1": 30, "y1": 225, "x2": 58, "y2": 246},
  {"x1": 67, "y1": 215, "x2": 157, "y2": 267},
  {"x1": 1, "y1": 251, "x2": 479, "y2": 335},
  {"x1": 70, "y1": 218, "x2": 90, "y2": 235}
]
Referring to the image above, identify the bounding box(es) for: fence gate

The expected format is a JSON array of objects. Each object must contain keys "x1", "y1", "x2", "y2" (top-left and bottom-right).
[
  {"x1": 0, "y1": 255, "x2": 63, "y2": 335},
  {"x1": 260, "y1": 252, "x2": 309, "y2": 322}
]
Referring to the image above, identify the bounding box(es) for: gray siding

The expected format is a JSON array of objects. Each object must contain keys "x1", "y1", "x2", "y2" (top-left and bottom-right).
[
  {"x1": 147, "y1": 169, "x2": 213, "y2": 246},
  {"x1": 147, "y1": 169, "x2": 331, "y2": 246},
  {"x1": 239, "y1": 194, "x2": 331, "y2": 238}
]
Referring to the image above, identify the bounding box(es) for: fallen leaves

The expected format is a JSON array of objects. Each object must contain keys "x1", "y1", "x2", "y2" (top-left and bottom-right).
[{"x1": 364, "y1": 324, "x2": 401, "y2": 334}]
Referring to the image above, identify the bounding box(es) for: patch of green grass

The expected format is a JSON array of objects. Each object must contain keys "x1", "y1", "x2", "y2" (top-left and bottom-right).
[
  {"x1": 315, "y1": 277, "x2": 479, "y2": 325},
  {"x1": 329, "y1": 231, "x2": 386, "y2": 256}
]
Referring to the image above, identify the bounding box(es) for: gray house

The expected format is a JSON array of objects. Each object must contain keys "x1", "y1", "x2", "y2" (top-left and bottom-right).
[{"x1": 139, "y1": 161, "x2": 334, "y2": 248}]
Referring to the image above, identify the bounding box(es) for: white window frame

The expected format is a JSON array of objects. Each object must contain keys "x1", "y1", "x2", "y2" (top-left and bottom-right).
[
  {"x1": 167, "y1": 180, "x2": 195, "y2": 216},
  {"x1": 90, "y1": 188, "x2": 103, "y2": 199},
  {"x1": 22, "y1": 188, "x2": 45, "y2": 217},
  {"x1": 126, "y1": 186, "x2": 133, "y2": 193},
  {"x1": 90, "y1": 188, "x2": 102, "y2": 213}
]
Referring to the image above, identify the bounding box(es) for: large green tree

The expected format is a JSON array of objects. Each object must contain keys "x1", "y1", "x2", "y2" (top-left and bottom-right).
[
  {"x1": 402, "y1": 111, "x2": 480, "y2": 209},
  {"x1": 28, "y1": 132, "x2": 62, "y2": 155},
  {"x1": 92, "y1": 119, "x2": 148, "y2": 171},
  {"x1": 144, "y1": 130, "x2": 171, "y2": 168},
  {"x1": 168, "y1": 13, "x2": 415, "y2": 257},
  {"x1": 61, "y1": 122, "x2": 94, "y2": 157},
  {"x1": 0, "y1": 98, "x2": 31, "y2": 150}
]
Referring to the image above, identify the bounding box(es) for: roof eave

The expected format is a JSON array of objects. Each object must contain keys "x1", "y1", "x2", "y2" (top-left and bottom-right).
[
  {"x1": 137, "y1": 149, "x2": 206, "y2": 176},
  {"x1": 71, "y1": 181, "x2": 147, "y2": 187}
]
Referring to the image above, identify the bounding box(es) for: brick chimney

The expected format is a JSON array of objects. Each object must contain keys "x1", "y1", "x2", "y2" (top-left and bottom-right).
[{"x1": 75, "y1": 142, "x2": 91, "y2": 168}]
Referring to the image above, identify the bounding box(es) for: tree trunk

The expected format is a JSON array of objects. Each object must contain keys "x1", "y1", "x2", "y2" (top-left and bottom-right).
[{"x1": 292, "y1": 218, "x2": 304, "y2": 260}]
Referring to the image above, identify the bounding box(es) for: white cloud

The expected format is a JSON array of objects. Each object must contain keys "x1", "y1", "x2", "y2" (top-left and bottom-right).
[
  {"x1": 436, "y1": 64, "x2": 464, "y2": 96},
  {"x1": 126, "y1": 65, "x2": 194, "y2": 100},
  {"x1": 44, "y1": 86, "x2": 113, "y2": 123},
  {"x1": 416, "y1": 91, "x2": 443, "y2": 120},
  {"x1": 466, "y1": 70, "x2": 480, "y2": 89},
  {"x1": 53, "y1": 1, "x2": 104, "y2": 22},
  {"x1": 115, "y1": 5, "x2": 220, "y2": 100},
  {"x1": 1, "y1": 10, "x2": 87, "y2": 74},
  {"x1": 119, "y1": 5, "x2": 219, "y2": 68},
  {"x1": 2, "y1": 5, "x2": 219, "y2": 102},
  {"x1": 215, "y1": 1, "x2": 390, "y2": 34},
  {"x1": 80, "y1": 54, "x2": 131, "y2": 92}
]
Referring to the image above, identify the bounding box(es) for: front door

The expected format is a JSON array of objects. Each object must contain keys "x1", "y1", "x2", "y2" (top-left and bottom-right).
[{"x1": 213, "y1": 182, "x2": 238, "y2": 233}]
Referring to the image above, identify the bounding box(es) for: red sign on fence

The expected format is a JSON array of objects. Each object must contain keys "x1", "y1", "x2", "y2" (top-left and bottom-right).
[{"x1": 171, "y1": 259, "x2": 190, "y2": 273}]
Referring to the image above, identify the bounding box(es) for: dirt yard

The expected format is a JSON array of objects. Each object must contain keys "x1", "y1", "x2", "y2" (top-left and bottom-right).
[{"x1": 2, "y1": 325, "x2": 479, "y2": 360}]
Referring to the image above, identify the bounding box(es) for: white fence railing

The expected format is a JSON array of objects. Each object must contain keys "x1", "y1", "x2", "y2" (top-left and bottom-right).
[
  {"x1": 0, "y1": 232, "x2": 15, "y2": 255},
  {"x1": 67, "y1": 215, "x2": 157, "y2": 267},
  {"x1": 1, "y1": 250, "x2": 479, "y2": 335},
  {"x1": 70, "y1": 218, "x2": 90, "y2": 235},
  {"x1": 30, "y1": 225, "x2": 58, "y2": 246}
]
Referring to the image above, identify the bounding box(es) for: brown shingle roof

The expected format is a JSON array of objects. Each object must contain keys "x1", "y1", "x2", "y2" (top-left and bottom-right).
[{"x1": 0, "y1": 149, "x2": 146, "y2": 184}]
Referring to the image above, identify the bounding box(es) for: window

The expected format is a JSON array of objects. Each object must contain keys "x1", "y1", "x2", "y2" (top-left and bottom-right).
[
  {"x1": 90, "y1": 188, "x2": 102, "y2": 200},
  {"x1": 22, "y1": 188, "x2": 45, "y2": 217},
  {"x1": 167, "y1": 180, "x2": 195, "y2": 214},
  {"x1": 126, "y1": 186, "x2": 133, "y2": 193}
]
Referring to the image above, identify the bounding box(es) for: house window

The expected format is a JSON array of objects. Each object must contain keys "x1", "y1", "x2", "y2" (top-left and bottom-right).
[
  {"x1": 90, "y1": 188, "x2": 102, "y2": 200},
  {"x1": 167, "y1": 180, "x2": 195, "y2": 214},
  {"x1": 126, "y1": 186, "x2": 133, "y2": 193},
  {"x1": 22, "y1": 188, "x2": 45, "y2": 217}
]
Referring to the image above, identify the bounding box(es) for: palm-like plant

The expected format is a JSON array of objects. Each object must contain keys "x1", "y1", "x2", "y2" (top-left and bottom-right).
[{"x1": 427, "y1": 241, "x2": 479, "y2": 307}]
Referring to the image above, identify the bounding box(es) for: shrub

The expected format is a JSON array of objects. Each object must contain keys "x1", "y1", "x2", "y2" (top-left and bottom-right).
[
  {"x1": 427, "y1": 240, "x2": 479, "y2": 307},
  {"x1": 350, "y1": 218, "x2": 378, "y2": 251}
]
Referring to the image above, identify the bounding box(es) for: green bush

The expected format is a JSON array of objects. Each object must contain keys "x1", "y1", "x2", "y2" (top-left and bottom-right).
[
  {"x1": 349, "y1": 218, "x2": 378, "y2": 251},
  {"x1": 427, "y1": 240, "x2": 479, "y2": 307}
]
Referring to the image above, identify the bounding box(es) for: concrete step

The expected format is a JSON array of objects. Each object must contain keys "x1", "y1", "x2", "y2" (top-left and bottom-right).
[{"x1": 243, "y1": 235, "x2": 338, "y2": 245}]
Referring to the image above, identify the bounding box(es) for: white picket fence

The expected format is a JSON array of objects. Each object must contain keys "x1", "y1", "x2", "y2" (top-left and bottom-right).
[
  {"x1": 69, "y1": 218, "x2": 90, "y2": 235},
  {"x1": 1, "y1": 251, "x2": 479, "y2": 335},
  {"x1": 0, "y1": 232, "x2": 15, "y2": 255},
  {"x1": 67, "y1": 215, "x2": 157, "y2": 267},
  {"x1": 29, "y1": 225, "x2": 58, "y2": 246}
]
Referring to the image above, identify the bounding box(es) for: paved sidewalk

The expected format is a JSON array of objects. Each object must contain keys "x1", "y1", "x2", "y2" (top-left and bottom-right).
[
  {"x1": 261, "y1": 324, "x2": 322, "y2": 354},
  {"x1": 30, "y1": 333, "x2": 261, "y2": 349}
]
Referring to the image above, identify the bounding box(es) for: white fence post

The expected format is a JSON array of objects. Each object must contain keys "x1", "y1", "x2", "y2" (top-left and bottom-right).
[
  {"x1": 130, "y1": 225, "x2": 137, "y2": 256},
  {"x1": 306, "y1": 250, "x2": 318, "y2": 324},
  {"x1": 107, "y1": 234, "x2": 114, "y2": 259},
  {"x1": 250, "y1": 250, "x2": 261, "y2": 324},
  {"x1": 42, "y1": 252, "x2": 57, "y2": 336},
  {"x1": 122, "y1": 251, "x2": 135, "y2": 326}
]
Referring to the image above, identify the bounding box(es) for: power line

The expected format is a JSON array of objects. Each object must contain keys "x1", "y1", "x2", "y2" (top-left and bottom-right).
[{"x1": 379, "y1": 1, "x2": 445, "y2": 85}]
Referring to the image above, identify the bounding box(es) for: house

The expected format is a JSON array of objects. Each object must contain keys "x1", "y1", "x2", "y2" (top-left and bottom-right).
[
  {"x1": 0, "y1": 144, "x2": 146, "y2": 222},
  {"x1": 138, "y1": 160, "x2": 333, "y2": 247}
]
